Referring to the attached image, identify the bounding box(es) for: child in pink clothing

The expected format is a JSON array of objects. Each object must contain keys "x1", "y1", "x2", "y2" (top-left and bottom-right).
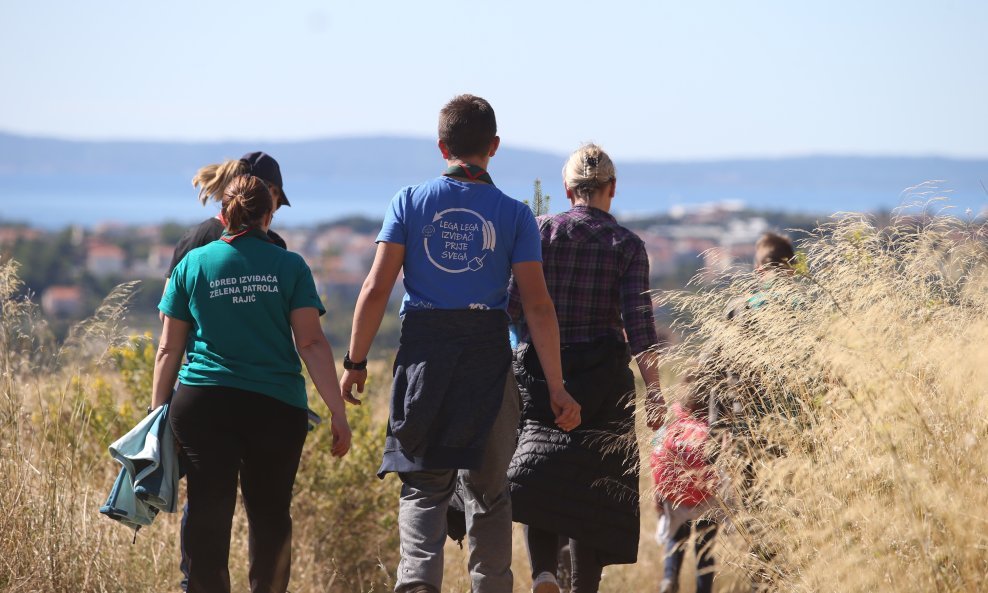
[{"x1": 650, "y1": 375, "x2": 718, "y2": 593}]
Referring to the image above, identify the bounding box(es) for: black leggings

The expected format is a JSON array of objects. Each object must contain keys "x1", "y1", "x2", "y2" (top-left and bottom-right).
[
  {"x1": 526, "y1": 524, "x2": 604, "y2": 593},
  {"x1": 169, "y1": 384, "x2": 307, "y2": 593}
]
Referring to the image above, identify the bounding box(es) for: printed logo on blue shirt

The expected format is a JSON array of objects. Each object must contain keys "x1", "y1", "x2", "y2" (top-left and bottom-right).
[
  {"x1": 422, "y1": 207, "x2": 497, "y2": 273},
  {"x1": 376, "y1": 177, "x2": 543, "y2": 313}
]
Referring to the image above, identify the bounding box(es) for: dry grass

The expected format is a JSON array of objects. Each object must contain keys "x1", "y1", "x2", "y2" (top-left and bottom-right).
[
  {"x1": 657, "y1": 205, "x2": 988, "y2": 592},
  {"x1": 0, "y1": 260, "x2": 399, "y2": 592},
  {"x1": 0, "y1": 254, "x2": 724, "y2": 593},
  {"x1": 4, "y1": 202, "x2": 987, "y2": 592}
]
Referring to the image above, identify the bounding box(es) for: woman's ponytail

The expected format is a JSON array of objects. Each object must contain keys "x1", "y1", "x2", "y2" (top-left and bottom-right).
[{"x1": 192, "y1": 159, "x2": 251, "y2": 205}]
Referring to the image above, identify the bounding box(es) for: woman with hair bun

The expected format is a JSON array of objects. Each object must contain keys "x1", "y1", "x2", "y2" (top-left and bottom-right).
[
  {"x1": 152, "y1": 175, "x2": 352, "y2": 593},
  {"x1": 161, "y1": 152, "x2": 291, "y2": 318},
  {"x1": 175, "y1": 151, "x2": 291, "y2": 266},
  {"x1": 163, "y1": 152, "x2": 293, "y2": 589},
  {"x1": 506, "y1": 144, "x2": 666, "y2": 593}
]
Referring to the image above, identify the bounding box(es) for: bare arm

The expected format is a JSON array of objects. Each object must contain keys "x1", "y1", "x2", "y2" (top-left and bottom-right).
[
  {"x1": 151, "y1": 315, "x2": 190, "y2": 409},
  {"x1": 158, "y1": 278, "x2": 169, "y2": 323},
  {"x1": 636, "y1": 349, "x2": 666, "y2": 429},
  {"x1": 291, "y1": 307, "x2": 351, "y2": 457},
  {"x1": 339, "y1": 242, "x2": 405, "y2": 400},
  {"x1": 512, "y1": 261, "x2": 581, "y2": 431}
]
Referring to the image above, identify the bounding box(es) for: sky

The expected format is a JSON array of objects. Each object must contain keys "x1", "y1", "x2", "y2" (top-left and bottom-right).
[{"x1": 2, "y1": 0, "x2": 986, "y2": 161}]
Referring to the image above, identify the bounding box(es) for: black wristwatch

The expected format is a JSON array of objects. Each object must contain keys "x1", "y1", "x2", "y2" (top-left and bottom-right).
[{"x1": 343, "y1": 351, "x2": 368, "y2": 371}]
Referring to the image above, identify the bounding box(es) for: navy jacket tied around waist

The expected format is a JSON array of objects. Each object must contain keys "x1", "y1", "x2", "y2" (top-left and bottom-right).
[{"x1": 378, "y1": 309, "x2": 512, "y2": 477}]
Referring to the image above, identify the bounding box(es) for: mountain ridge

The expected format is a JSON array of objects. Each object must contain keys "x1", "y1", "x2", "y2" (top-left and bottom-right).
[{"x1": 1, "y1": 132, "x2": 986, "y2": 227}]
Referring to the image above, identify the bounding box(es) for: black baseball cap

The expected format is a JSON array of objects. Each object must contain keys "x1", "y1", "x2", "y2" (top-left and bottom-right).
[{"x1": 240, "y1": 151, "x2": 290, "y2": 207}]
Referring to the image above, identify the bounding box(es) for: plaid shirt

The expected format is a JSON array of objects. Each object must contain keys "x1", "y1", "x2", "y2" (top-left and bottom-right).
[{"x1": 507, "y1": 206, "x2": 658, "y2": 355}]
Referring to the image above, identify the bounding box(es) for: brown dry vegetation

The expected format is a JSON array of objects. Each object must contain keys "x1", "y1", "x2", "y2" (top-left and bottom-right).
[
  {"x1": 0, "y1": 263, "x2": 399, "y2": 592},
  {"x1": 3, "y1": 204, "x2": 987, "y2": 592},
  {"x1": 657, "y1": 206, "x2": 988, "y2": 592}
]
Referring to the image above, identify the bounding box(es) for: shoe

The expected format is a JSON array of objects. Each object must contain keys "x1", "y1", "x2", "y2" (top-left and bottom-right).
[
  {"x1": 532, "y1": 571, "x2": 560, "y2": 593},
  {"x1": 659, "y1": 577, "x2": 679, "y2": 593}
]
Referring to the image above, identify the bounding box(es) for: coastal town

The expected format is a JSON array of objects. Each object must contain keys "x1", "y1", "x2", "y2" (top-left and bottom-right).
[{"x1": 0, "y1": 201, "x2": 817, "y2": 336}]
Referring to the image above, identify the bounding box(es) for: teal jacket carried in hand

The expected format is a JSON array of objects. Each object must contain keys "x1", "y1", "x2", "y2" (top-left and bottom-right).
[{"x1": 99, "y1": 403, "x2": 179, "y2": 531}]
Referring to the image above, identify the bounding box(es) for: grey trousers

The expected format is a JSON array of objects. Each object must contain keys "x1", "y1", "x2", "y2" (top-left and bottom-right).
[{"x1": 395, "y1": 374, "x2": 521, "y2": 593}]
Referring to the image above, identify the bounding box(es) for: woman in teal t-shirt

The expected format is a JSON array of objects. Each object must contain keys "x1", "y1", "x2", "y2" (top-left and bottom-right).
[{"x1": 152, "y1": 175, "x2": 352, "y2": 593}]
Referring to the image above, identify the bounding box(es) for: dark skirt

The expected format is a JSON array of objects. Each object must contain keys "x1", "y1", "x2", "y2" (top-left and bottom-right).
[{"x1": 507, "y1": 336, "x2": 641, "y2": 566}]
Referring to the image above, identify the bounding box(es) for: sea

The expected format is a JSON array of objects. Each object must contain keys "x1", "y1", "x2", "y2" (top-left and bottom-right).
[{"x1": 1, "y1": 173, "x2": 983, "y2": 229}]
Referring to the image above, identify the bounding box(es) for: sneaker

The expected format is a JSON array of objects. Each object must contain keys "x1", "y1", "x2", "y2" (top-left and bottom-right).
[{"x1": 532, "y1": 571, "x2": 560, "y2": 593}]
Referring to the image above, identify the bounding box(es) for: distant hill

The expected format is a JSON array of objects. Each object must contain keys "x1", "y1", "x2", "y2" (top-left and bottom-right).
[{"x1": 1, "y1": 131, "x2": 985, "y2": 227}]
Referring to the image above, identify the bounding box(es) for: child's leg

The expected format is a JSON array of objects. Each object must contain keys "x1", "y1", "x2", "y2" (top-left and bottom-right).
[
  {"x1": 524, "y1": 524, "x2": 560, "y2": 580},
  {"x1": 662, "y1": 521, "x2": 691, "y2": 593},
  {"x1": 694, "y1": 519, "x2": 718, "y2": 593}
]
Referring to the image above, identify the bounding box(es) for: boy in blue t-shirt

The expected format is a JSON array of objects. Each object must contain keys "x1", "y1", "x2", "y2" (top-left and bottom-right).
[{"x1": 340, "y1": 95, "x2": 581, "y2": 593}]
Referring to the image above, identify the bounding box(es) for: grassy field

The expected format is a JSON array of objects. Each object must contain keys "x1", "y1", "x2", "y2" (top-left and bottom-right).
[{"x1": 2, "y1": 206, "x2": 987, "y2": 592}]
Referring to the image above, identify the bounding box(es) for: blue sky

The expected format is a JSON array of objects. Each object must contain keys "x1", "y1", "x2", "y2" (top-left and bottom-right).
[{"x1": 2, "y1": 0, "x2": 986, "y2": 160}]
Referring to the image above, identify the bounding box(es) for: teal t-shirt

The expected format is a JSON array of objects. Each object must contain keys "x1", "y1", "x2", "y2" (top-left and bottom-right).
[{"x1": 158, "y1": 229, "x2": 326, "y2": 409}]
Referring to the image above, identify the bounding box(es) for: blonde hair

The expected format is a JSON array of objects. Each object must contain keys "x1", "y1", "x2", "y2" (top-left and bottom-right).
[
  {"x1": 562, "y1": 143, "x2": 616, "y2": 202},
  {"x1": 221, "y1": 175, "x2": 272, "y2": 231},
  {"x1": 191, "y1": 159, "x2": 250, "y2": 205}
]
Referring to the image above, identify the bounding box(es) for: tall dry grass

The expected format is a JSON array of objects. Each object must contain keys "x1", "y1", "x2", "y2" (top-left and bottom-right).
[
  {"x1": 4, "y1": 202, "x2": 987, "y2": 592},
  {"x1": 0, "y1": 259, "x2": 399, "y2": 592},
  {"x1": 657, "y1": 206, "x2": 988, "y2": 592}
]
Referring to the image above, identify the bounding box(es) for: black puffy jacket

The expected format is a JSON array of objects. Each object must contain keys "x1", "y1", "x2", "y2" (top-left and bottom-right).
[{"x1": 507, "y1": 337, "x2": 641, "y2": 566}]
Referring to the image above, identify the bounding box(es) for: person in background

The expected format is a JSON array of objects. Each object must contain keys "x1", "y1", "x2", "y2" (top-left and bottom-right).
[
  {"x1": 506, "y1": 144, "x2": 665, "y2": 593},
  {"x1": 651, "y1": 372, "x2": 718, "y2": 593},
  {"x1": 713, "y1": 231, "x2": 798, "y2": 593},
  {"x1": 153, "y1": 175, "x2": 352, "y2": 593},
  {"x1": 726, "y1": 231, "x2": 796, "y2": 321},
  {"x1": 715, "y1": 231, "x2": 799, "y2": 439},
  {"x1": 339, "y1": 94, "x2": 580, "y2": 593}
]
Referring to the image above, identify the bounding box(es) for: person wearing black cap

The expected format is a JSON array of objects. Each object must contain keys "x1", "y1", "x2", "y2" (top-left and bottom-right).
[{"x1": 166, "y1": 151, "x2": 291, "y2": 278}]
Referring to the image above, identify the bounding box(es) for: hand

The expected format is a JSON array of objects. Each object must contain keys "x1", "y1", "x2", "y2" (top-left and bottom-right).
[
  {"x1": 645, "y1": 390, "x2": 667, "y2": 430},
  {"x1": 339, "y1": 369, "x2": 365, "y2": 405},
  {"x1": 548, "y1": 386, "x2": 581, "y2": 431},
  {"x1": 330, "y1": 414, "x2": 352, "y2": 457}
]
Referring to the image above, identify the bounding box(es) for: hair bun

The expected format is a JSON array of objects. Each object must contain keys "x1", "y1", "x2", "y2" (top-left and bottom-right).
[
  {"x1": 220, "y1": 175, "x2": 273, "y2": 231},
  {"x1": 563, "y1": 143, "x2": 616, "y2": 199}
]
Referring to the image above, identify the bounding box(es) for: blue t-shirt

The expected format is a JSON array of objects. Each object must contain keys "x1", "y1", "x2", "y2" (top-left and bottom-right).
[{"x1": 377, "y1": 176, "x2": 542, "y2": 313}]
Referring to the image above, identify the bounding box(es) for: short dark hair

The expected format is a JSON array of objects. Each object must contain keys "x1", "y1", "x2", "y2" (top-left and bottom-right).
[
  {"x1": 754, "y1": 232, "x2": 795, "y2": 269},
  {"x1": 438, "y1": 94, "x2": 497, "y2": 159}
]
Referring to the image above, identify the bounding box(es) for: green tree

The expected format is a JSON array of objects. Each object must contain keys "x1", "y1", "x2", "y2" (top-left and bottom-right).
[{"x1": 523, "y1": 178, "x2": 551, "y2": 217}]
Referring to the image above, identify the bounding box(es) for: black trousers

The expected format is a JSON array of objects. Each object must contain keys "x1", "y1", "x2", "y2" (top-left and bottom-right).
[
  {"x1": 169, "y1": 384, "x2": 307, "y2": 593},
  {"x1": 526, "y1": 524, "x2": 604, "y2": 593}
]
